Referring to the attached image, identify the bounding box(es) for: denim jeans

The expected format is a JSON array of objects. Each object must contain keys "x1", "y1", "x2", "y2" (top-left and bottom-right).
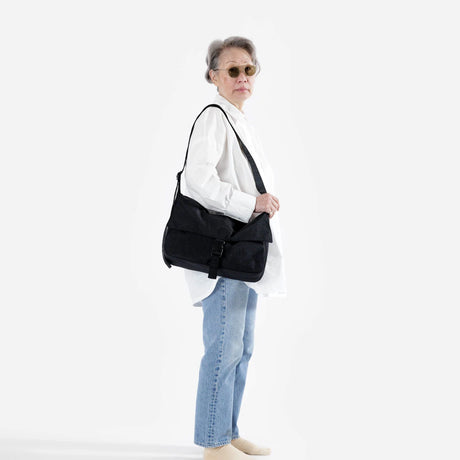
[{"x1": 194, "y1": 277, "x2": 258, "y2": 448}]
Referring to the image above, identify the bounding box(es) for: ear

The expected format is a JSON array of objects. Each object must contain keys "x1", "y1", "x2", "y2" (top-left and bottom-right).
[{"x1": 209, "y1": 69, "x2": 218, "y2": 86}]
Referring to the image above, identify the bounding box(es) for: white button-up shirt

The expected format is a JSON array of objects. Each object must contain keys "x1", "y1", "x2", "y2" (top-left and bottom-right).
[{"x1": 180, "y1": 92, "x2": 287, "y2": 306}]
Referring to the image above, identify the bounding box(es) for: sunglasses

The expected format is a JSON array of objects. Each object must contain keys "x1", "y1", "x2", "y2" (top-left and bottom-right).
[{"x1": 214, "y1": 64, "x2": 258, "y2": 78}]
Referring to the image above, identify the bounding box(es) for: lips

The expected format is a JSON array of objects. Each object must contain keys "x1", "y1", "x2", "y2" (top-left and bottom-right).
[{"x1": 236, "y1": 88, "x2": 249, "y2": 92}]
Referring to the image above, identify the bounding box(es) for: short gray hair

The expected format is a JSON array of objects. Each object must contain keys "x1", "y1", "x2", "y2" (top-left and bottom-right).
[{"x1": 205, "y1": 36, "x2": 261, "y2": 83}]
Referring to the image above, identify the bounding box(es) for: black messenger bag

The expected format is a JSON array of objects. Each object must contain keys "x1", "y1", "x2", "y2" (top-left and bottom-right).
[{"x1": 162, "y1": 104, "x2": 272, "y2": 281}]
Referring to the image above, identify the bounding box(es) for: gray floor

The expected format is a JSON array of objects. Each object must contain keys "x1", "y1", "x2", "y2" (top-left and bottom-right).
[{"x1": 0, "y1": 437, "x2": 205, "y2": 460}]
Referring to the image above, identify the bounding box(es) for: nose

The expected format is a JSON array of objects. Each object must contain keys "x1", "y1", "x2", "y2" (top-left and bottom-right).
[{"x1": 236, "y1": 70, "x2": 248, "y2": 83}]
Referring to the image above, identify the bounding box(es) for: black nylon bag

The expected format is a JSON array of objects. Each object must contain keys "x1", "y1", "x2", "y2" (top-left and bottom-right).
[{"x1": 162, "y1": 104, "x2": 272, "y2": 281}]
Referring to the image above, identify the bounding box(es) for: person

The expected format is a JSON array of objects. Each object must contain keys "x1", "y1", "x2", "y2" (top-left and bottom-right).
[{"x1": 180, "y1": 36, "x2": 287, "y2": 460}]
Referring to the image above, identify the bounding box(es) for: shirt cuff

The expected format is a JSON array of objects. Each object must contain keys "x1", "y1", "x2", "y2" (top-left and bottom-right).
[{"x1": 226, "y1": 189, "x2": 257, "y2": 223}]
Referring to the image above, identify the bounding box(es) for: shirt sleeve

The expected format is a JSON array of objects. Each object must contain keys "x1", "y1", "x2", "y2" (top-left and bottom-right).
[{"x1": 183, "y1": 107, "x2": 257, "y2": 223}]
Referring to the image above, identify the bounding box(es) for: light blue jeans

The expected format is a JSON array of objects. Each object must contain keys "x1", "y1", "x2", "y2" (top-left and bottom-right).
[{"x1": 194, "y1": 277, "x2": 258, "y2": 448}]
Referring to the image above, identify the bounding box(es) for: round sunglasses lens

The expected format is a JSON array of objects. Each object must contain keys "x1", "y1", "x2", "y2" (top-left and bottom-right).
[
  {"x1": 246, "y1": 65, "x2": 256, "y2": 76},
  {"x1": 228, "y1": 67, "x2": 239, "y2": 78}
]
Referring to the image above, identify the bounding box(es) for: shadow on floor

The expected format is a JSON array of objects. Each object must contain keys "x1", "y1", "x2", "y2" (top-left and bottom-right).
[{"x1": 0, "y1": 436, "x2": 203, "y2": 459}]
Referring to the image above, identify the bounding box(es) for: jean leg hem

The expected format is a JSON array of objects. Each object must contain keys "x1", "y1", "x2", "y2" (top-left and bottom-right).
[{"x1": 194, "y1": 438, "x2": 232, "y2": 448}]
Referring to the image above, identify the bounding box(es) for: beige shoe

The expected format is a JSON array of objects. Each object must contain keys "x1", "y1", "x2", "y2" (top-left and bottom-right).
[
  {"x1": 231, "y1": 437, "x2": 272, "y2": 455},
  {"x1": 204, "y1": 442, "x2": 252, "y2": 459}
]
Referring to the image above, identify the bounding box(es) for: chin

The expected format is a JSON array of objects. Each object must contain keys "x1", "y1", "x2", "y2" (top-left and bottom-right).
[{"x1": 236, "y1": 91, "x2": 251, "y2": 98}]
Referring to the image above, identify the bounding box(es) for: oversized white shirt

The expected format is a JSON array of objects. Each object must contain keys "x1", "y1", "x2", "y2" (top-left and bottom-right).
[{"x1": 180, "y1": 92, "x2": 287, "y2": 306}]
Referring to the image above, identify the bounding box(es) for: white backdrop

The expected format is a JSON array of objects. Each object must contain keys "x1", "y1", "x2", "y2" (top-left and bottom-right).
[{"x1": 0, "y1": 1, "x2": 459, "y2": 459}]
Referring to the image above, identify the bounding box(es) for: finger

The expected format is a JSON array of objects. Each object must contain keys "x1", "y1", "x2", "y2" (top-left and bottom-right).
[{"x1": 270, "y1": 198, "x2": 280, "y2": 210}]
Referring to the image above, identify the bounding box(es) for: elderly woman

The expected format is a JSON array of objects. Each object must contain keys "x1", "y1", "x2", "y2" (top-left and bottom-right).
[{"x1": 180, "y1": 36, "x2": 287, "y2": 460}]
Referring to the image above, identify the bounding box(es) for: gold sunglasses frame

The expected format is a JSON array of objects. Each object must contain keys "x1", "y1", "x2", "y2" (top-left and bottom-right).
[{"x1": 213, "y1": 64, "x2": 258, "y2": 78}]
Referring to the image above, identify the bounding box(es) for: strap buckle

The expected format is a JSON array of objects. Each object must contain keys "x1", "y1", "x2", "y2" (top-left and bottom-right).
[{"x1": 211, "y1": 239, "x2": 226, "y2": 257}]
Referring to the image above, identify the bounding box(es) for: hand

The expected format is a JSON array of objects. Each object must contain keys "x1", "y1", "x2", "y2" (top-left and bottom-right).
[{"x1": 255, "y1": 193, "x2": 280, "y2": 218}]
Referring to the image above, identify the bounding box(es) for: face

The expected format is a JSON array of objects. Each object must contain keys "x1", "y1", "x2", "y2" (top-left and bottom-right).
[{"x1": 209, "y1": 47, "x2": 257, "y2": 110}]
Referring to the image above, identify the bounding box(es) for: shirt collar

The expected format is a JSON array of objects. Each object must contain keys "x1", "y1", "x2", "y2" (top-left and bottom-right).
[{"x1": 213, "y1": 92, "x2": 247, "y2": 122}]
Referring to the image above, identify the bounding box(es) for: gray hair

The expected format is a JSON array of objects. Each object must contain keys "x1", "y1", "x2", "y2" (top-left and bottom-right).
[{"x1": 205, "y1": 36, "x2": 261, "y2": 84}]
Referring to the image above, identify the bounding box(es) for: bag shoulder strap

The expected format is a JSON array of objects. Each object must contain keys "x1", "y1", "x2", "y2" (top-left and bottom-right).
[{"x1": 176, "y1": 103, "x2": 267, "y2": 195}]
